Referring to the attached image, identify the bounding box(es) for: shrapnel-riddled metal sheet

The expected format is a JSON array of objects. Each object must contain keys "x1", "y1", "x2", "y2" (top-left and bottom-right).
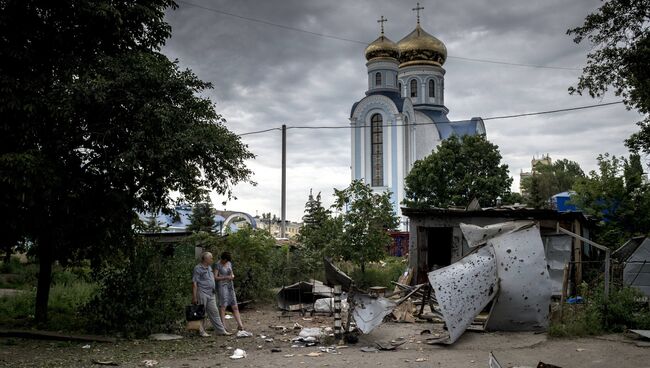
[
  {"x1": 484, "y1": 223, "x2": 552, "y2": 331},
  {"x1": 351, "y1": 294, "x2": 397, "y2": 334},
  {"x1": 460, "y1": 222, "x2": 534, "y2": 248},
  {"x1": 428, "y1": 245, "x2": 499, "y2": 344}
]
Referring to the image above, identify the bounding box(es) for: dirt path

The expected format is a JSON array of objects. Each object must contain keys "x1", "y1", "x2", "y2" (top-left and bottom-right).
[{"x1": 1, "y1": 306, "x2": 648, "y2": 367}]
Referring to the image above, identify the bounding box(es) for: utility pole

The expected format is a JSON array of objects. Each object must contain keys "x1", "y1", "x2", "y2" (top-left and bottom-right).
[{"x1": 281, "y1": 124, "x2": 286, "y2": 238}]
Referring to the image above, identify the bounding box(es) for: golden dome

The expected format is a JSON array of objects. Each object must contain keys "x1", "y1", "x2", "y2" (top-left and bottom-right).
[
  {"x1": 397, "y1": 24, "x2": 447, "y2": 67},
  {"x1": 364, "y1": 35, "x2": 399, "y2": 61}
]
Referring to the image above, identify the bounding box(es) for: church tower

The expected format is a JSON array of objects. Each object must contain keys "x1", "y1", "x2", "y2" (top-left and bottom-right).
[{"x1": 349, "y1": 6, "x2": 486, "y2": 227}]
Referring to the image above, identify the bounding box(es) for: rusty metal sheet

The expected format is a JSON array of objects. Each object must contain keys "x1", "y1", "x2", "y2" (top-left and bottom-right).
[
  {"x1": 351, "y1": 294, "x2": 397, "y2": 334},
  {"x1": 427, "y1": 245, "x2": 499, "y2": 344},
  {"x1": 484, "y1": 223, "x2": 552, "y2": 331}
]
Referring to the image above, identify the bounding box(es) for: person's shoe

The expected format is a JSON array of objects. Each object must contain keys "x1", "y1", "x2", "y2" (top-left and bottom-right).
[
  {"x1": 220, "y1": 330, "x2": 232, "y2": 336},
  {"x1": 200, "y1": 331, "x2": 211, "y2": 337}
]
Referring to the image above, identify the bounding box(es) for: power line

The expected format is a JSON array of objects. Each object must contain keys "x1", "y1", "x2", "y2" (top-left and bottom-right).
[
  {"x1": 481, "y1": 101, "x2": 624, "y2": 120},
  {"x1": 235, "y1": 101, "x2": 625, "y2": 136},
  {"x1": 237, "y1": 127, "x2": 282, "y2": 136},
  {"x1": 176, "y1": 0, "x2": 581, "y2": 71}
]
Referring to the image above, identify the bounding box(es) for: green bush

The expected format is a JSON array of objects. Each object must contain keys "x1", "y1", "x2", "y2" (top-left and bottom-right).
[
  {"x1": 83, "y1": 241, "x2": 194, "y2": 337},
  {"x1": 212, "y1": 227, "x2": 280, "y2": 302},
  {"x1": 0, "y1": 280, "x2": 96, "y2": 331},
  {"x1": 348, "y1": 257, "x2": 406, "y2": 290},
  {"x1": 0, "y1": 258, "x2": 38, "y2": 289},
  {"x1": 550, "y1": 282, "x2": 650, "y2": 337}
]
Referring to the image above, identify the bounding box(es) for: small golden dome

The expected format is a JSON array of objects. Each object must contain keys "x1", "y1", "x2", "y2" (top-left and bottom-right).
[
  {"x1": 365, "y1": 35, "x2": 399, "y2": 61},
  {"x1": 397, "y1": 24, "x2": 447, "y2": 67}
]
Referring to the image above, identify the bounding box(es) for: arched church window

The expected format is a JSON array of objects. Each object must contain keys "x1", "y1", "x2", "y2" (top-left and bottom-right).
[
  {"x1": 370, "y1": 114, "x2": 383, "y2": 187},
  {"x1": 375, "y1": 72, "x2": 382, "y2": 86},
  {"x1": 410, "y1": 79, "x2": 418, "y2": 98},
  {"x1": 429, "y1": 79, "x2": 435, "y2": 98}
]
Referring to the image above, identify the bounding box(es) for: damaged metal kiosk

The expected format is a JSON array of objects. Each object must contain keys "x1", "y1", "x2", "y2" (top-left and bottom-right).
[{"x1": 323, "y1": 221, "x2": 559, "y2": 345}]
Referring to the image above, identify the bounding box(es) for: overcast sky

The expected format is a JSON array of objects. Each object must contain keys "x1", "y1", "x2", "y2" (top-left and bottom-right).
[{"x1": 162, "y1": 0, "x2": 643, "y2": 222}]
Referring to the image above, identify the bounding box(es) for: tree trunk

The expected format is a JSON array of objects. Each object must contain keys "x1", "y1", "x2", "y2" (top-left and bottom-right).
[
  {"x1": 3, "y1": 249, "x2": 11, "y2": 264},
  {"x1": 35, "y1": 241, "x2": 53, "y2": 325}
]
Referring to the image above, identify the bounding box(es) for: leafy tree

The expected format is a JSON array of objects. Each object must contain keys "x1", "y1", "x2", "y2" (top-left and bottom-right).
[
  {"x1": 298, "y1": 190, "x2": 343, "y2": 273},
  {"x1": 187, "y1": 202, "x2": 217, "y2": 233},
  {"x1": 403, "y1": 135, "x2": 512, "y2": 208},
  {"x1": 572, "y1": 153, "x2": 650, "y2": 246},
  {"x1": 0, "y1": 1, "x2": 253, "y2": 323},
  {"x1": 332, "y1": 180, "x2": 398, "y2": 273},
  {"x1": 568, "y1": 0, "x2": 650, "y2": 152},
  {"x1": 521, "y1": 159, "x2": 585, "y2": 208}
]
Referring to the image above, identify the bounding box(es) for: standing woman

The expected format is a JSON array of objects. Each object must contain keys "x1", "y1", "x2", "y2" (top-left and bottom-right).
[{"x1": 214, "y1": 251, "x2": 244, "y2": 331}]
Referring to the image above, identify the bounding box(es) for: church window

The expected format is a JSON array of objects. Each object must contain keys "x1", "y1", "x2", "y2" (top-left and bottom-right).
[
  {"x1": 429, "y1": 79, "x2": 435, "y2": 98},
  {"x1": 410, "y1": 79, "x2": 418, "y2": 97},
  {"x1": 375, "y1": 72, "x2": 382, "y2": 86},
  {"x1": 399, "y1": 82, "x2": 402, "y2": 95},
  {"x1": 370, "y1": 114, "x2": 383, "y2": 187}
]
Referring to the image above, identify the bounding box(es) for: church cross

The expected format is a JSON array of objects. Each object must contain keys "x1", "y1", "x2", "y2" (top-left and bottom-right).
[
  {"x1": 412, "y1": 2, "x2": 424, "y2": 24},
  {"x1": 377, "y1": 15, "x2": 388, "y2": 35}
]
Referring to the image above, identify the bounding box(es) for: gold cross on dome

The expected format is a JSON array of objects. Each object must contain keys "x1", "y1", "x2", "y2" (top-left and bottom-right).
[
  {"x1": 412, "y1": 2, "x2": 424, "y2": 24},
  {"x1": 377, "y1": 15, "x2": 388, "y2": 35}
]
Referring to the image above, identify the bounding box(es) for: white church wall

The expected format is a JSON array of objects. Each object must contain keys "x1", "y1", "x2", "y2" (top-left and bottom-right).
[{"x1": 413, "y1": 110, "x2": 441, "y2": 161}]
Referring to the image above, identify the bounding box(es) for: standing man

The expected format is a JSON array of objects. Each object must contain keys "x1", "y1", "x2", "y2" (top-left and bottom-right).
[{"x1": 192, "y1": 251, "x2": 230, "y2": 337}]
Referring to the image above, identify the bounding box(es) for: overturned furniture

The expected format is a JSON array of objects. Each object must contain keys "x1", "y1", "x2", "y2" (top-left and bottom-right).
[{"x1": 428, "y1": 221, "x2": 552, "y2": 344}]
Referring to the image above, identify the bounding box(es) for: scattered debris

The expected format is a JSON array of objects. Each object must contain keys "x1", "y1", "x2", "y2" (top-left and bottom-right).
[
  {"x1": 91, "y1": 360, "x2": 119, "y2": 366},
  {"x1": 415, "y1": 357, "x2": 427, "y2": 362},
  {"x1": 576, "y1": 348, "x2": 585, "y2": 352},
  {"x1": 270, "y1": 325, "x2": 288, "y2": 333},
  {"x1": 291, "y1": 335, "x2": 318, "y2": 347},
  {"x1": 293, "y1": 322, "x2": 304, "y2": 330},
  {"x1": 82, "y1": 344, "x2": 91, "y2": 349},
  {"x1": 489, "y1": 352, "x2": 562, "y2": 368},
  {"x1": 271, "y1": 348, "x2": 282, "y2": 353},
  {"x1": 277, "y1": 280, "x2": 334, "y2": 311},
  {"x1": 360, "y1": 347, "x2": 378, "y2": 353},
  {"x1": 351, "y1": 294, "x2": 397, "y2": 334},
  {"x1": 229, "y1": 348, "x2": 247, "y2": 360},
  {"x1": 306, "y1": 352, "x2": 322, "y2": 357},
  {"x1": 284, "y1": 354, "x2": 295, "y2": 357},
  {"x1": 298, "y1": 327, "x2": 323, "y2": 339},
  {"x1": 392, "y1": 299, "x2": 415, "y2": 323},
  {"x1": 265, "y1": 338, "x2": 274, "y2": 343},
  {"x1": 141, "y1": 360, "x2": 158, "y2": 367},
  {"x1": 225, "y1": 315, "x2": 233, "y2": 319},
  {"x1": 488, "y1": 352, "x2": 502, "y2": 368},
  {"x1": 236, "y1": 330, "x2": 253, "y2": 338},
  {"x1": 314, "y1": 295, "x2": 349, "y2": 313},
  {"x1": 148, "y1": 333, "x2": 182, "y2": 341},
  {"x1": 319, "y1": 346, "x2": 338, "y2": 354},
  {"x1": 629, "y1": 329, "x2": 650, "y2": 340}
]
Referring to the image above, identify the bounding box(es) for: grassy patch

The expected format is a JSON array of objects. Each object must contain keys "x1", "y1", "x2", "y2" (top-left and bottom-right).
[{"x1": 549, "y1": 283, "x2": 650, "y2": 337}]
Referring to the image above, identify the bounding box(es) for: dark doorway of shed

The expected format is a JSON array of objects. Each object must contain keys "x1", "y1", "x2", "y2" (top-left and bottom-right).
[{"x1": 427, "y1": 227, "x2": 453, "y2": 271}]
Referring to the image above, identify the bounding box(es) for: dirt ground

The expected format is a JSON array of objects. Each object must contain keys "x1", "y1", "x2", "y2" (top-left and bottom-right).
[{"x1": 1, "y1": 305, "x2": 649, "y2": 368}]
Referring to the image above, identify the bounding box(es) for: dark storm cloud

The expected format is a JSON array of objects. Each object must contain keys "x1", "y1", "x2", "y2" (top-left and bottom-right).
[{"x1": 163, "y1": 0, "x2": 642, "y2": 220}]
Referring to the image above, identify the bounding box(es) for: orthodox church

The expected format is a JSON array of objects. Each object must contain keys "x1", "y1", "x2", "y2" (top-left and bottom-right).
[{"x1": 349, "y1": 9, "x2": 486, "y2": 225}]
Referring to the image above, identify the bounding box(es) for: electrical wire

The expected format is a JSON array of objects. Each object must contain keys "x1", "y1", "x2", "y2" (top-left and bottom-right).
[
  {"x1": 235, "y1": 100, "x2": 625, "y2": 136},
  {"x1": 176, "y1": 0, "x2": 581, "y2": 71}
]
